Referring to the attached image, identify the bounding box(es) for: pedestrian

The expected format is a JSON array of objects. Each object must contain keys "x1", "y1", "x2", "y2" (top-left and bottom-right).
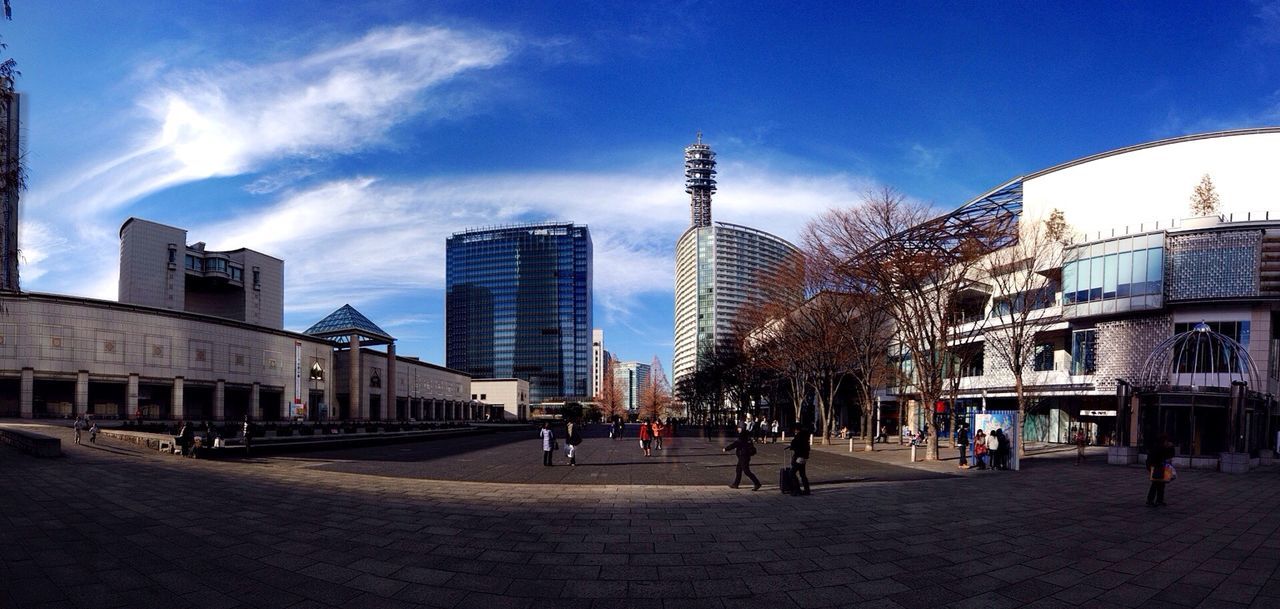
[
  {"x1": 1146, "y1": 434, "x2": 1174, "y2": 507},
  {"x1": 956, "y1": 423, "x2": 970, "y2": 468},
  {"x1": 1075, "y1": 427, "x2": 1087, "y2": 465},
  {"x1": 974, "y1": 429, "x2": 988, "y2": 469},
  {"x1": 654, "y1": 419, "x2": 665, "y2": 450},
  {"x1": 565, "y1": 420, "x2": 582, "y2": 466},
  {"x1": 995, "y1": 428, "x2": 1010, "y2": 470},
  {"x1": 771, "y1": 419, "x2": 780, "y2": 443},
  {"x1": 877, "y1": 425, "x2": 887, "y2": 443},
  {"x1": 785, "y1": 426, "x2": 812, "y2": 495},
  {"x1": 985, "y1": 429, "x2": 999, "y2": 470},
  {"x1": 723, "y1": 429, "x2": 761, "y2": 491},
  {"x1": 539, "y1": 422, "x2": 556, "y2": 466},
  {"x1": 639, "y1": 419, "x2": 653, "y2": 457},
  {"x1": 178, "y1": 420, "x2": 195, "y2": 457},
  {"x1": 703, "y1": 419, "x2": 713, "y2": 442},
  {"x1": 89, "y1": 421, "x2": 99, "y2": 444},
  {"x1": 73, "y1": 416, "x2": 85, "y2": 445},
  {"x1": 242, "y1": 416, "x2": 254, "y2": 457}
]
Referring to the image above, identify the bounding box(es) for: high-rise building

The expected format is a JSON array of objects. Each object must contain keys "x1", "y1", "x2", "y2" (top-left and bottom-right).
[
  {"x1": 446, "y1": 222, "x2": 593, "y2": 403},
  {"x1": 0, "y1": 90, "x2": 19, "y2": 292},
  {"x1": 591, "y1": 329, "x2": 605, "y2": 397},
  {"x1": 118, "y1": 218, "x2": 285, "y2": 328},
  {"x1": 672, "y1": 136, "x2": 800, "y2": 386},
  {"x1": 614, "y1": 360, "x2": 651, "y2": 413}
]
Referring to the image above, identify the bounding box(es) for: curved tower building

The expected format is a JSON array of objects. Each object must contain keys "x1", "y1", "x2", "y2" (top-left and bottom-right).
[{"x1": 672, "y1": 135, "x2": 798, "y2": 386}]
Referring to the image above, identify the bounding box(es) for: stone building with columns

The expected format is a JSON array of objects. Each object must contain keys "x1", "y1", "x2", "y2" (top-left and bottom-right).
[{"x1": 0, "y1": 217, "x2": 478, "y2": 422}]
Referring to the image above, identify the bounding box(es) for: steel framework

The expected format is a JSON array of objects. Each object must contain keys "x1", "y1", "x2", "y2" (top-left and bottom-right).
[{"x1": 684, "y1": 132, "x2": 716, "y2": 228}]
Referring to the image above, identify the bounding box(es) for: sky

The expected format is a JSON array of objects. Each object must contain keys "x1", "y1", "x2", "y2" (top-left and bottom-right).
[{"x1": 6, "y1": 1, "x2": 1280, "y2": 375}]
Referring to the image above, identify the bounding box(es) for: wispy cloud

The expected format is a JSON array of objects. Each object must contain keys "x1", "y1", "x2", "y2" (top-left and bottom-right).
[{"x1": 20, "y1": 23, "x2": 517, "y2": 299}]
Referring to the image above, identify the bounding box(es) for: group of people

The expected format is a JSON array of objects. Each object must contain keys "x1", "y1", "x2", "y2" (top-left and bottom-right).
[
  {"x1": 637, "y1": 418, "x2": 671, "y2": 456},
  {"x1": 970, "y1": 427, "x2": 1011, "y2": 470},
  {"x1": 71, "y1": 415, "x2": 98, "y2": 445},
  {"x1": 538, "y1": 420, "x2": 583, "y2": 466}
]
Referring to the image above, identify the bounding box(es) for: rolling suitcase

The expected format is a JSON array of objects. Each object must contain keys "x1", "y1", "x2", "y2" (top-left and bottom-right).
[{"x1": 779, "y1": 467, "x2": 798, "y2": 495}]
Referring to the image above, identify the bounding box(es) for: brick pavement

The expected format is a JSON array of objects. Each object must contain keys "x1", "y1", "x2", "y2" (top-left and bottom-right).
[{"x1": 2, "y1": 423, "x2": 1279, "y2": 609}]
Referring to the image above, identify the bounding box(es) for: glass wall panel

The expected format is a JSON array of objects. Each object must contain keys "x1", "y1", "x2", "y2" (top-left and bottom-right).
[
  {"x1": 1103, "y1": 254, "x2": 1117, "y2": 299},
  {"x1": 1147, "y1": 247, "x2": 1163, "y2": 295},
  {"x1": 1089, "y1": 255, "x2": 1103, "y2": 301},
  {"x1": 1062, "y1": 262, "x2": 1077, "y2": 304}
]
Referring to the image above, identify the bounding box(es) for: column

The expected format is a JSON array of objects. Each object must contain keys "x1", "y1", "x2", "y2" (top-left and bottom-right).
[
  {"x1": 126, "y1": 374, "x2": 139, "y2": 419},
  {"x1": 19, "y1": 368, "x2": 33, "y2": 419},
  {"x1": 172, "y1": 377, "x2": 185, "y2": 420},
  {"x1": 214, "y1": 379, "x2": 225, "y2": 421},
  {"x1": 349, "y1": 334, "x2": 362, "y2": 419},
  {"x1": 250, "y1": 382, "x2": 260, "y2": 420},
  {"x1": 431, "y1": 399, "x2": 439, "y2": 421},
  {"x1": 385, "y1": 343, "x2": 397, "y2": 421},
  {"x1": 75, "y1": 371, "x2": 89, "y2": 416}
]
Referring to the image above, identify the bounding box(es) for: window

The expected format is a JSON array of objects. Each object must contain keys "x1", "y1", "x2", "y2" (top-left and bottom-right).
[
  {"x1": 168, "y1": 245, "x2": 177, "y2": 264},
  {"x1": 1034, "y1": 343, "x2": 1055, "y2": 371},
  {"x1": 1063, "y1": 241, "x2": 1164, "y2": 306},
  {"x1": 1071, "y1": 330, "x2": 1097, "y2": 375}
]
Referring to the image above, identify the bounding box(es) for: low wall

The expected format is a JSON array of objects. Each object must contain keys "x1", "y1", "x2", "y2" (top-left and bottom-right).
[{"x1": 0, "y1": 425, "x2": 62, "y2": 457}]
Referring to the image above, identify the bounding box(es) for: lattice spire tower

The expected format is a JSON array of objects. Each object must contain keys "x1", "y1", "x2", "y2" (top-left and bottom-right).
[{"x1": 684, "y1": 132, "x2": 716, "y2": 228}]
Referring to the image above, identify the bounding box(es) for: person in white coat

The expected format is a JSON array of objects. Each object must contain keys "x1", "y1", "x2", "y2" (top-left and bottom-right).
[{"x1": 539, "y1": 422, "x2": 556, "y2": 467}]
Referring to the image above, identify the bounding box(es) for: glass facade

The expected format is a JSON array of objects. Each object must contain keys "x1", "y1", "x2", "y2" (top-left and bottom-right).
[
  {"x1": 1071, "y1": 329, "x2": 1097, "y2": 375},
  {"x1": 1062, "y1": 233, "x2": 1164, "y2": 319},
  {"x1": 446, "y1": 224, "x2": 592, "y2": 403}
]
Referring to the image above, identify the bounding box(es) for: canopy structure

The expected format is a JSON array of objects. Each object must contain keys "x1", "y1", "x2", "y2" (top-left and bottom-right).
[
  {"x1": 304, "y1": 304, "x2": 395, "y2": 347},
  {"x1": 1136, "y1": 321, "x2": 1261, "y2": 391},
  {"x1": 858, "y1": 179, "x2": 1023, "y2": 263}
]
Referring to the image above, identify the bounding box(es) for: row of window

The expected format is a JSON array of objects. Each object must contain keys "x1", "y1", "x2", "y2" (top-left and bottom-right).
[{"x1": 1062, "y1": 247, "x2": 1164, "y2": 305}]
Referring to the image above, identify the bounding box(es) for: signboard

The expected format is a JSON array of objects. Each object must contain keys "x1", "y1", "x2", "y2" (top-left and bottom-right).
[
  {"x1": 969, "y1": 411, "x2": 1020, "y2": 471},
  {"x1": 1081, "y1": 410, "x2": 1117, "y2": 417}
]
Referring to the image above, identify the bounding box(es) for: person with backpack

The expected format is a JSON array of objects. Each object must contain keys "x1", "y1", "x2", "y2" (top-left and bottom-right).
[
  {"x1": 565, "y1": 420, "x2": 582, "y2": 466},
  {"x1": 784, "y1": 426, "x2": 811, "y2": 495},
  {"x1": 723, "y1": 429, "x2": 761, "y2": 491}
]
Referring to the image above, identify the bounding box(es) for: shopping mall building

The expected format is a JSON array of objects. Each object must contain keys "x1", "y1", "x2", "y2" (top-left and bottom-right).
[
  {"x1": 0, "y1": 218, "x2": 479, "y2": 422},
  {"x1": 879, "y1": 127, "x2": 1280, "y2": 466}
]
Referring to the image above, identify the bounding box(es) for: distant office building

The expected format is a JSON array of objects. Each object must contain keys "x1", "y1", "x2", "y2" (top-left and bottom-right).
[
  {"x1": 671, "y1": 136, "x2": 799, "y2": 386},
  {"x1": 614, "y1": 360, "x2": 650, "y2": 413},
  {"x1": 0, "y1": 90, "x2": 19, "y2": 292},
  {"x1": 471, "y1": 378, "x2": 530, "y2": 421},
  {"x1": 118, "y1": 218, "x2": 284, "y2": 329},
  {"x1": 446, "y1": 222, "x2": 593, "y2": 403},
  {"x1": 592, "y1": 329, "x2": 605, "y2": 397}
]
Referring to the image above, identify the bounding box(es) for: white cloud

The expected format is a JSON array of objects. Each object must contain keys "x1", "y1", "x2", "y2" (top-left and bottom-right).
[{"x1": 19, "y1": 23, "x2": 515, "y2": 300}]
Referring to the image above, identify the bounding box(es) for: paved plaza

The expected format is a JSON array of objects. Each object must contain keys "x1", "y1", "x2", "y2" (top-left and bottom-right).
[{"x1": 3, "y1": 424, "x2": 1280, "y2": 609}]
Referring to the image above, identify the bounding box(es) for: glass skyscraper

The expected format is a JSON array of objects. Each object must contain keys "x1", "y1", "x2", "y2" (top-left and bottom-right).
[{"x1": 446, "y1": 223, "x2": 593, "y2": 403}]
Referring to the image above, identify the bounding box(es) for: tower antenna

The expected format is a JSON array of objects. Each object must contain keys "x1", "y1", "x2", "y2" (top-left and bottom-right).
[{"x1": 684, "y1": 133, "x2": 716, "y2": 228}]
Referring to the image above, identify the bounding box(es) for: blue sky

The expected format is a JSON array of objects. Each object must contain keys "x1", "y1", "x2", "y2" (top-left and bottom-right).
[{"x1": 7, "y1": 1, "x2": 1280, "y2": 374}]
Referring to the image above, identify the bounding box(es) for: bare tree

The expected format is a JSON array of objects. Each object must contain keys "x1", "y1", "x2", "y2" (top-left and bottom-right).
[
  {"x1": 594, "y1": 355, "x2": 627, "y2": 421},
  {"x1": 841, "y1": 187, "x2": 1006, "y2": 461},
  {"x1": 1189, "y1": 173, "x2": 1221, "y2": 217},
  {"x1": 980, "y1": 212, "x2": 1071, "y2": 457}
]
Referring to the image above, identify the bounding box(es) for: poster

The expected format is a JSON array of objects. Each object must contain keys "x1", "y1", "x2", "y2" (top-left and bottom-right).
[{"x1": 970, "y1": 411, "x2": 1020, "y2": 471}]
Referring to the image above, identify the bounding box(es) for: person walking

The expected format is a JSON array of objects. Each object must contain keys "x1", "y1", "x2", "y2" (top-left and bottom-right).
[
  {"x1": 178, "y1": 421, "x2": 195, "y2": 458},
  {"x1": 639, "y1": 419, "x2": 653, "y2": 457},
  {"x1": 956, "y1": 423, "x2": 970, "y2": 468},
  {"x1": 539, "y1": 422, "x2": 556, "y2": 466},
  {"x1": 73, "y1": 416, "x2": 85, "y2": 445},
  {"x1": 89, "y1": 421, "x2": 99, "y2": 444},
  {"x1": 785, "y1": 426, "x2": 812, "y2": 495},
  {"x1": 565, "y1": 420, "x2": 582, "y2": 466},
  {"x1": 242, "y1": 416, "x2": 254, "y2": 457},
  {"x1": 1075, "y1": 427, "x2": 1088, "y2": 465},
  {"x1": 771, "y1": 419, "x2": 780, "y2": 443},
  {"x1": 1146, "y1": 434, "x2": 1174, "y2": 507},
  {"x1": 653, "y1": 419, "x2": 665, "y2": 450},
  {"x1": 983, "y1": 429, "x2": 997, "y2": 470},
  {"x1": 723, "y1": 429, "x2": 761, "y2": 490},
  {"x1": 973, "y1": 429, "x2": 987, "y2": 469}
]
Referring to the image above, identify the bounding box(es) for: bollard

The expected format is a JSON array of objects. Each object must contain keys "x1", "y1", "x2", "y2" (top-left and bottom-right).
[
  {"x1": 849, "y1": 438, "x2": 854, "y2": 452},
  {"x1": 910, "y1": 444, "x2": 918, "y2": 463}
]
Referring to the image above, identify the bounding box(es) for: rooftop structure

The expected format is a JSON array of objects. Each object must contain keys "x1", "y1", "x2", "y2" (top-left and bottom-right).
[{"x1": 684, "y1": 132, "x2": 717, "y2": 228}]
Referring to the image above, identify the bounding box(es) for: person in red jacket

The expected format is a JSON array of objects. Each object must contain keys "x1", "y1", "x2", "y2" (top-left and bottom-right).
[
  {"x1": 653, "y1": 419, "x2": 665, "y2": 450},
  {"x1": 639, "y1": 419, "x2": 653, "y2": 457}
]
